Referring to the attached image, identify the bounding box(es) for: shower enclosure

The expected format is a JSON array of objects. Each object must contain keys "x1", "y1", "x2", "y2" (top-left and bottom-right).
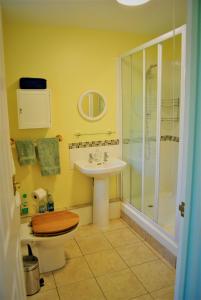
[{"x1": 121, "y1": 26, "x2": 186, "y2": 255}]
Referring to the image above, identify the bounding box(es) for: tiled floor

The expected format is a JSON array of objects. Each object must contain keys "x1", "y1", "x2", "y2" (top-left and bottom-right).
[{"x1": 28, "y1": 218, "x2": 175, "y2": 300}]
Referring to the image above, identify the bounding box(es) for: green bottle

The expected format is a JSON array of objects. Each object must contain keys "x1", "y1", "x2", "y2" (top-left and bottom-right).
[{"x1": 21, "y1": 193, "x2": 29, "y2": 215}]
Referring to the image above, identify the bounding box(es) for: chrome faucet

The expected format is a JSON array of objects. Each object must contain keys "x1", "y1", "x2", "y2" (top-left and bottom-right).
[
  {"x1": 89, "y1": 153, "x2": 93, "y2": 163},
  {"x1": 104, "y1": 152, "x2": 109, "y2": 162},
  {"x1": 93, "y1": 149, "x2": 101, "y2": 162}
]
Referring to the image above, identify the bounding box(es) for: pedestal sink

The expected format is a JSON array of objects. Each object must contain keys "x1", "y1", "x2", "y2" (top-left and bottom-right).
[{"x1": 74, "y1": 159, "x2": 126, "y2": 229}]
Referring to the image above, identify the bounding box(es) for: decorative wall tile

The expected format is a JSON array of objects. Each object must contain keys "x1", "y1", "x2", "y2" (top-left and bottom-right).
[
  {"x1": 123, "y1": 136, "x2": 179, "y2": 144},
  {"x1": 160, "y1": 135, "x2": 179, "y2": 142},
  {"x1": 69, "y1": 139, "x2": 119, "y2": 149}
]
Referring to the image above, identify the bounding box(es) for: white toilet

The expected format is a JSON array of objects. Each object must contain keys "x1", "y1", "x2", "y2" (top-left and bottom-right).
[{"x1": 21, "y1": 211, "x2": 79, "y2": 273}]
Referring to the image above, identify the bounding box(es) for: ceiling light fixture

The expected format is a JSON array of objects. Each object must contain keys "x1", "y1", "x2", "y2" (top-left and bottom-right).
[{"x1": 116, "y1": 0, "x2": 151, "y2": 6}]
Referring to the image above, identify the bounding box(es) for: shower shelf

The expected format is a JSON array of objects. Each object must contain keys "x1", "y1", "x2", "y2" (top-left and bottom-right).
[
  {"x1": 161, "y1": 97, "x2": 180, "y2": 107},
  {"x1": 161, "y1": 97, "x2": 180, "y2": 122},
  {"x1": 162, "y1": 104, "x2": 180, "y2": 107},
  {"x1": 161, "y1": 97, "x2": 180, "y2": 101},
  {"x1": 161, "y1": 118, "x2": 179, "y2": 121}
]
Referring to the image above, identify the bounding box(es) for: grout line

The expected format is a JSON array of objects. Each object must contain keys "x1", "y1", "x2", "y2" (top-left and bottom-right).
[
  {"x1": 142, "y1": 240, "x2": 176, "y2": 271},
  {"x1": 101, "y1": 225, "x2": 129, "y2": 233},
  {"x1": 130, "y1": 263, "x2": 175, "y2": 296},
  {"x1": 74, "y1": 223, "x2": 149, "y2": 299},
  {"x1": 102, "y1": 224, "x2": 143, "y2": 240},
  {"x1": 128, "y1": 266, "x2": 151, "y2": 295},
  {"x1": 75, "y1": 239, "x2": 107, "y2": 300},
  {"x1": 95, "y1": 225, "x2": 152, "y2": 297},
  {"x1": 84, "y1": 252, "x2": 129, "y2": 278},
  {"x1": 122, "y1": 217, "x2": 176, "y2": 269},
  {"x1": 52, "y1": 271, "x2": 57, "y2": 285},
  {"x1": 74, "y1": 233, "x2": 109, "y2": 242},
  {"x1": 57, "y1": 221, "x2": 174, "y2": 299},
  {"x1": 113, "y1": 223, "x2": 172, "y2": 296},
  {"x1": 123, "y1": 222, "x2": 176, "y2": 278},
  {"x1": 51, "y1": 272, "x2": 61, "y2": 300},
  {"x1": 121, "y1": 256, "x2": 159, "y2": 269},
  {"x1": 129, "y1": 258, "x2": 161, "y2": 269},
  {"x1": 110, "y1": 243, "x2": 151, "y2": 295},
  {"x1": 55, "y1": 286, "x2": 61, "y2": 300},
  {"x1": 76, "y1": 248, "x2": 112, "y2": 256},
  {"x1": 102, "y1": 234, "x2": 145, "y2": 250},
  {"x1": 131, "y1": 293, "x2": 155, "y2": 300},
  {"x1": 83, "y1": 258, "x2": 107, "y2": 300},
  {"x1": 149, "y1": 284, "x2": 175, "y2": 297},
  {"x1": 127, "y1": 293, "x2": 150, "y2": 300},
  {"x1": 149, "y1": 293, "x2": 155, "y2": 300}
]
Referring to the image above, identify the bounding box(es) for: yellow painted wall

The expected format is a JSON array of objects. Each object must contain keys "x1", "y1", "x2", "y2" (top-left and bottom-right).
[{"x1": 3, "y1": 19, "x2": 150, "y2": 214}]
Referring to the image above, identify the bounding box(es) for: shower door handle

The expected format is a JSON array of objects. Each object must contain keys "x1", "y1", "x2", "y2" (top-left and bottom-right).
[{"x1": 179, "y1": 201, "x2": 185, "y2": 217}]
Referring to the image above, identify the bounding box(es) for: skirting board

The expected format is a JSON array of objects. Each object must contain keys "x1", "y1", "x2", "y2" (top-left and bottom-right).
[
  {"x1": 70, "y1": 201, "x2": 121, "y2": 225},
  {"x1": 20, "y1": 200, "x2": 121, "y2": 226}
]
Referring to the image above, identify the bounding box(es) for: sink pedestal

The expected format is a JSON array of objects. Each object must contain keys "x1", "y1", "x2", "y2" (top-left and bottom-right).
[
  {"x1": 93, "y1": 177, "x2": 109, "y2": 229},
  {"x1": 74, "y1": 158, "x2": 127, "y2": 229}
]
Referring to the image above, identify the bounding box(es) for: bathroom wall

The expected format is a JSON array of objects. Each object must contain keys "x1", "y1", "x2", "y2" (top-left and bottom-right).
[{"x1": 3, "y1": 17, "x2": 150, "y2": 214}]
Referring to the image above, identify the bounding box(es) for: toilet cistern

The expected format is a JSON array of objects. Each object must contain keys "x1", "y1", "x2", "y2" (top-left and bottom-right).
[{"x1": 75, "y1": 158, "x2": 126, "y2": 228}]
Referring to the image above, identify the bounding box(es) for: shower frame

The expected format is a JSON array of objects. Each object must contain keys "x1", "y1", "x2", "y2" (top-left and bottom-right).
[{"x1": 119, "y1": 25, "x2": 186, "y2": 254}]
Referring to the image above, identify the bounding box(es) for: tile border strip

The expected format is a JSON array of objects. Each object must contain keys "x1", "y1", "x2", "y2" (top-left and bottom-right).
[
  {"x1": 69, "y1": 139, "x2": 119, "y2": 149},
  {"x1": 69, "y1": 136, "x2": 178, "y2": 148},
  {"x1": 123, "y1": 135, "x2": 179, "y2": 144},
  {"x1": 160, "y1": 135, "x2": 179, "y2": 142}
]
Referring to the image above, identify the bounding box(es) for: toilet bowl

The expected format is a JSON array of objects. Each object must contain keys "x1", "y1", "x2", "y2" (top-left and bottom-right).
[{"x1": 21, "y1": 210, "x2": 79, "y2": 273}]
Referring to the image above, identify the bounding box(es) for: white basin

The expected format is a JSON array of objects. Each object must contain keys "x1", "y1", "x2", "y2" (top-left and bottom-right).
[
  {"x1": 75, "y1": 158, "x2": 126, "y2": 229},
  {"x1": 75, "y1": 158, "x2": 126, "y2": 178}
]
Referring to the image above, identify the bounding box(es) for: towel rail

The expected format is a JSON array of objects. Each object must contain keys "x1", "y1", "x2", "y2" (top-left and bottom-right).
[
  {"x1": 10, "y1": 135, "x2": 63, "y2": 147},
  {"x1": 74, "y1": 130, "x2": 115, "y2": 137}
]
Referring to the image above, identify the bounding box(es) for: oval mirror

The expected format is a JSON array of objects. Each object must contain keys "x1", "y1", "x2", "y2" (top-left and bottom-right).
[{"x1": 78, "y1": 90, "x2": 107, "y2": 121}]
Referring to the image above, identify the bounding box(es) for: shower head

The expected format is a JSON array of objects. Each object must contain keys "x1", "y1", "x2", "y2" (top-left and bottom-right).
[
  {"x1": 146, "y1": 64, "x2": 157, "y2": 73},
  {"x1": 146, "y1": 64, "x2": 157, "y2": 79}
]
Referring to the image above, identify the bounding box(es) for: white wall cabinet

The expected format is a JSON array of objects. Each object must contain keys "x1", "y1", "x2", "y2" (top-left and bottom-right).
[{"x1": 17, "y1": 89, "x2": 51, "y2": 129}]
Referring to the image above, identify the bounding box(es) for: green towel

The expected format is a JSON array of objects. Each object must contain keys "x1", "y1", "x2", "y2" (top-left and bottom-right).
[
  {"x1": 36, "y1": 138, "x2": 61, "y2": 176},
  {"x1": 16, "y1": 140, "x2": 36, "y2": 165}
]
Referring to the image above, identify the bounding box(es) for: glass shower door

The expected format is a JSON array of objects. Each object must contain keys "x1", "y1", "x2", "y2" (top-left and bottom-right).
[
  {"x1": 122, "y1": 51, "x2": 143, "y2": 211},
  {"x1": 158, "y1": 35, "x2": 182, "y2": 236},
  {"x1": 122, "y1": 55, "x2": 132, "y2": 205},
  {"x1": 130, "y1": 51, "x2": 143, "y2": 211},
  {"x1": 143, "y1": 45, "x2": 158, "y2": 220}
]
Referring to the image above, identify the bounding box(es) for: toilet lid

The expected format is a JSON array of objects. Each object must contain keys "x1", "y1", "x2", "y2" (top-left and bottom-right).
[{"x1": 31, "y1": 210, "x2": 79, "y2": 237}]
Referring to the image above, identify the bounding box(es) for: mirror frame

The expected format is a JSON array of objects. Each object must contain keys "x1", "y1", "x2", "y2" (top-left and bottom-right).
[{"x1": 78, "y1": 90, "x2": 107, "y2": 121}]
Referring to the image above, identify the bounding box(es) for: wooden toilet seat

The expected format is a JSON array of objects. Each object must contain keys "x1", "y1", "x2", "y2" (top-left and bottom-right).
[{"x1": 31, "y1": 210, "x2": 79, "y2": 237}]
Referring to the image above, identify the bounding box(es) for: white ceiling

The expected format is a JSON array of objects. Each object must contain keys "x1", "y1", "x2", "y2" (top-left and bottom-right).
[{"x1": 2, "y1": 0, "x2": 187, "y2": 36}]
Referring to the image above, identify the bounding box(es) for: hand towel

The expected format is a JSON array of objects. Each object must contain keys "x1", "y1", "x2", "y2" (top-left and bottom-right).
[
  {"x1": 36, "y1": 138, "x2": 61, "y2": 176},
  {"x1": 16, "y1": 140, "x2": 36, "y2": 165}
]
